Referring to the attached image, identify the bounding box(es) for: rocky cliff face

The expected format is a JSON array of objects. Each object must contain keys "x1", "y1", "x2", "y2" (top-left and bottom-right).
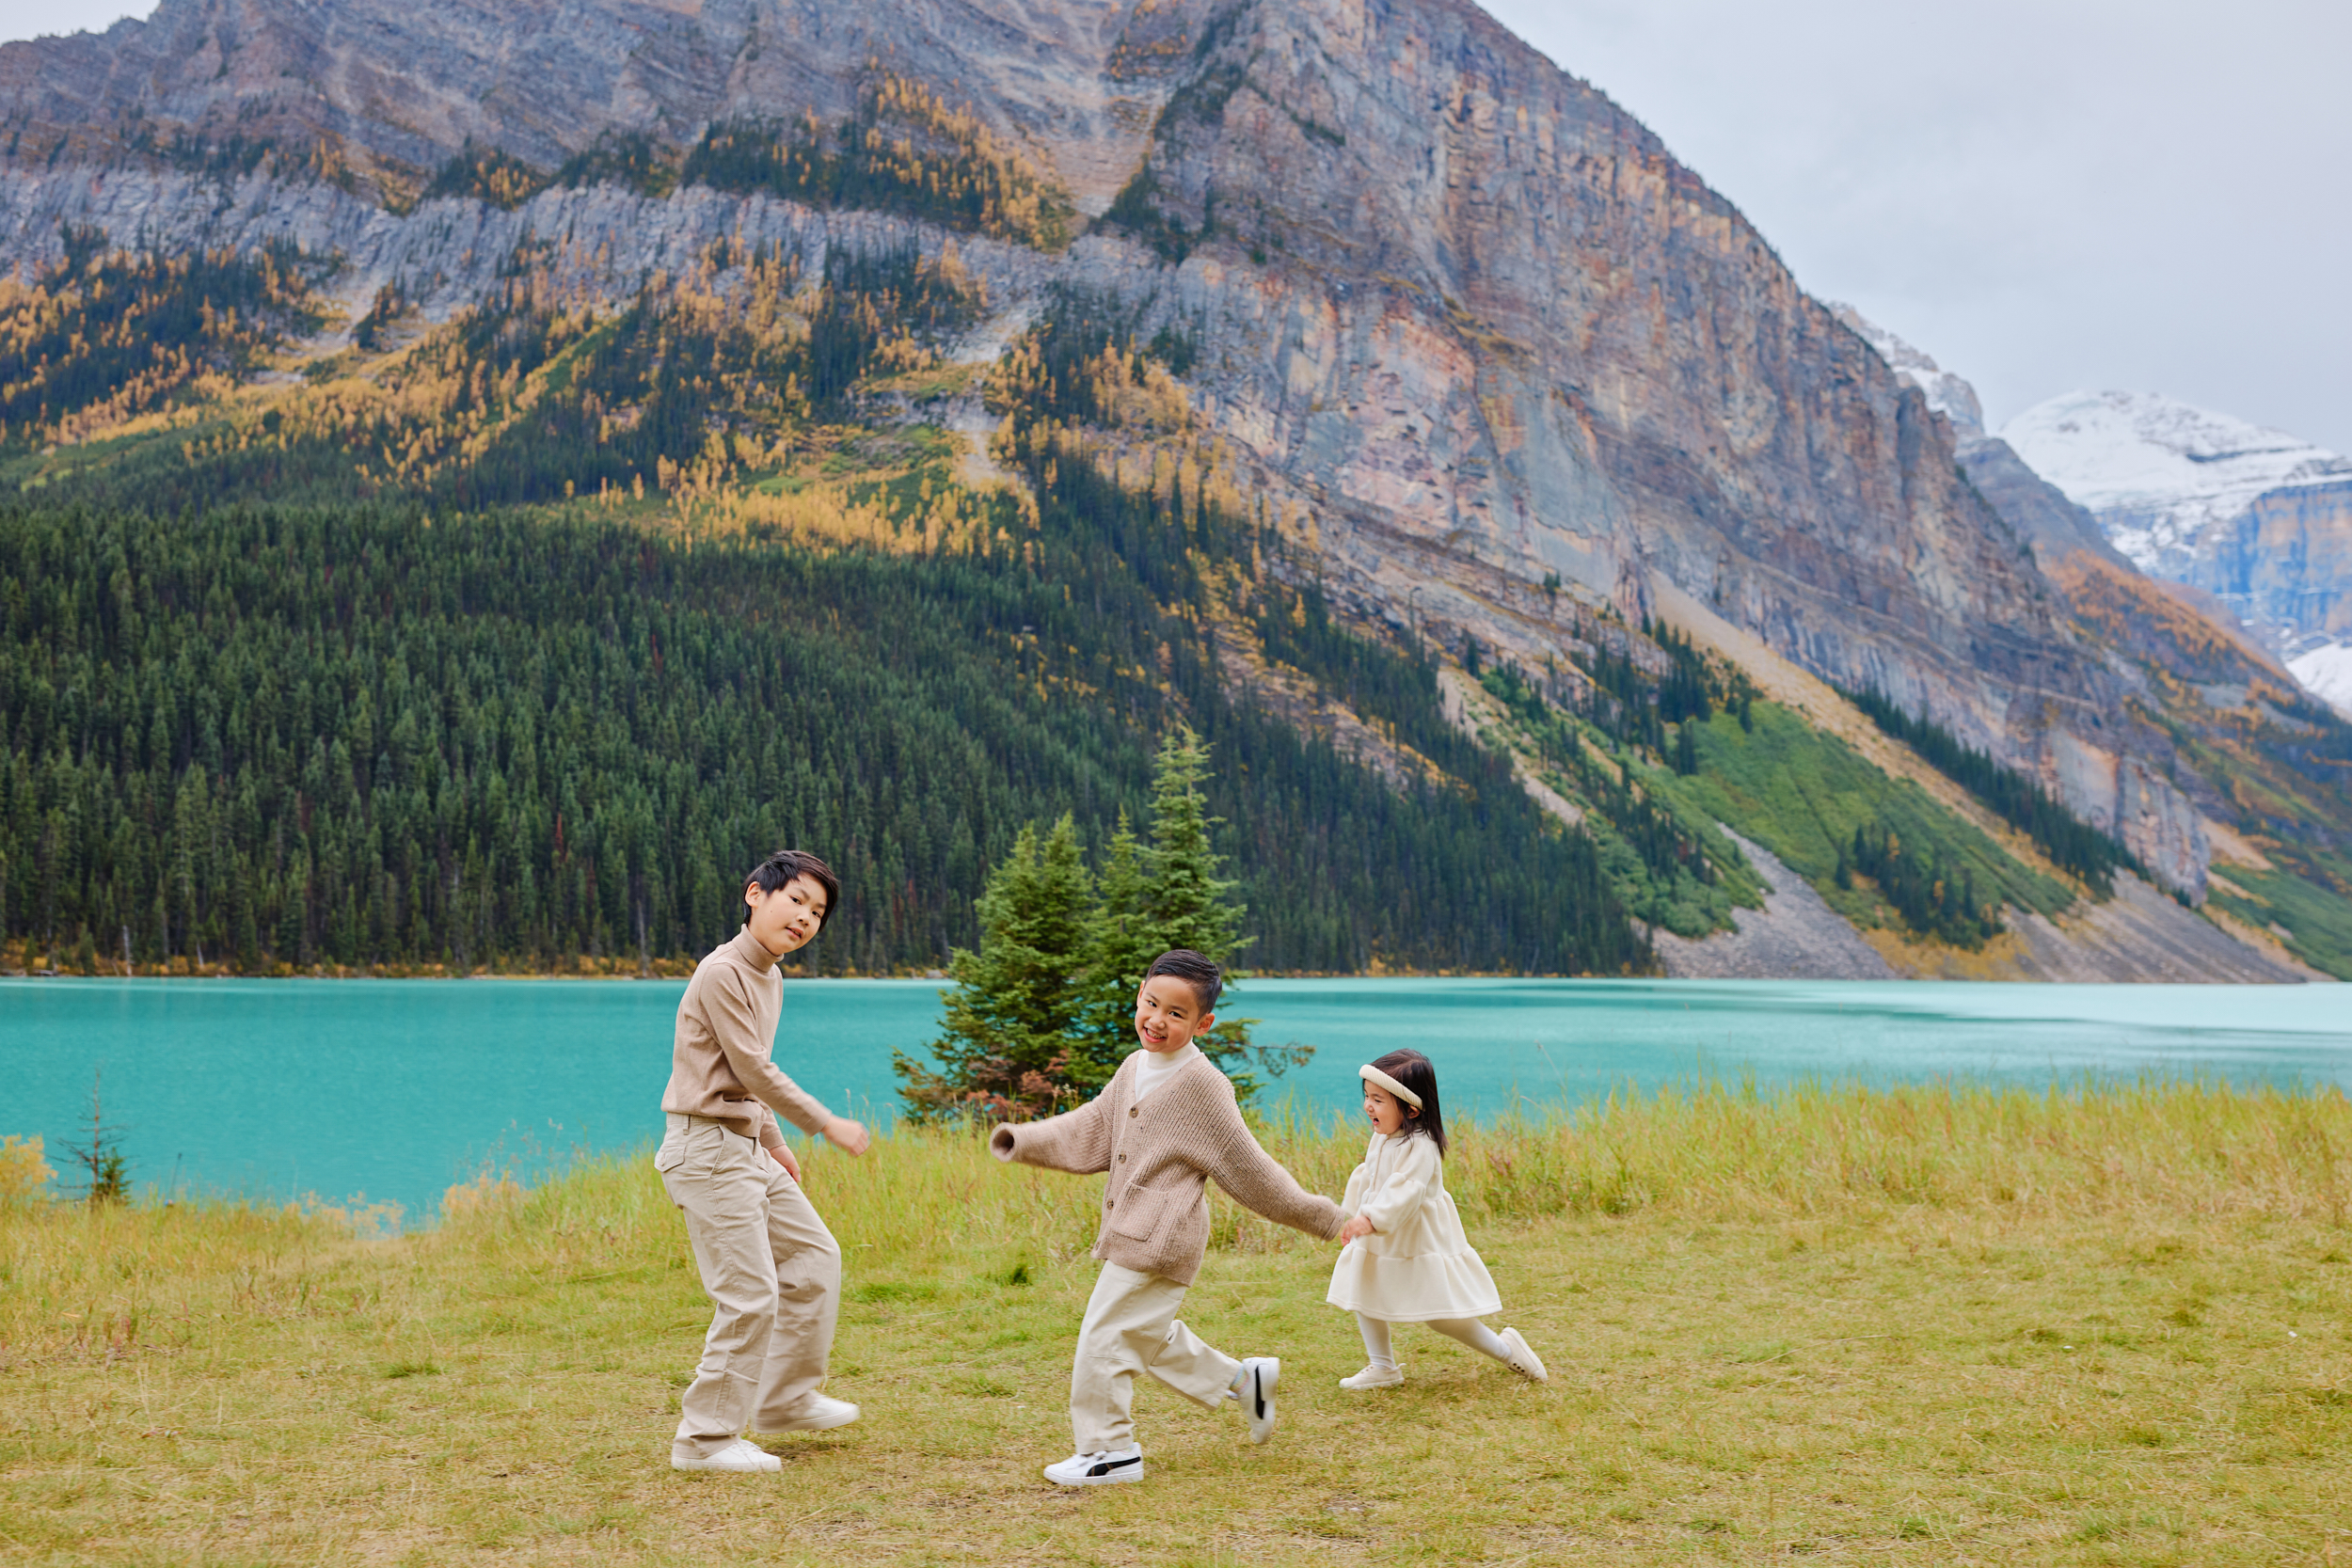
[
  {"x1": 0, "y1": 0, "x2": 1179, "y2": 213},
  {"x1": 1090, "y1": 0, "x2": 2214, "y2": 883},
  {"x1": 0, "y1": 0, "x2": 2227, "y2": 893},
  {"x1": 1827, "y1": 305, "x2": 1984, "y2": 437}
]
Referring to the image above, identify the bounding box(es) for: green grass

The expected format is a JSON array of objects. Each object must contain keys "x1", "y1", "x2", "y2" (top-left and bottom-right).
[
  {"x1": 4, "y1": 1083, "x2": 2349, "y2": 1564},
  {"x1": 1658, "y1": 701, "x2": 2077, "y2": 926},
  {"x1": 2206, "y1": 859, "x2": 2352, "y2": 980}
]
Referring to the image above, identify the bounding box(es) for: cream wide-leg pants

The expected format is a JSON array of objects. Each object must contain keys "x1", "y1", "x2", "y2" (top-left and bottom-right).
[
  {"x1": 1070, "y1": 1261, "x2": 1243, "y2": 1454},
  {"x1": 656, "y1": 1114, "x2": 843, "y2": 1460}
]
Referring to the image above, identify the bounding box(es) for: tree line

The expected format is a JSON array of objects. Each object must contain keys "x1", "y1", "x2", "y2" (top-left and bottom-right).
[
  {"x1": 1839, "y1": 684, "x2": 2138, "y2": 896},
  {"x1": 5, "y1": 246, "x2": 1652, "y2": 981},
  {"x1": 1, "y1": 483, "x2": 1648, "y2": 977}
]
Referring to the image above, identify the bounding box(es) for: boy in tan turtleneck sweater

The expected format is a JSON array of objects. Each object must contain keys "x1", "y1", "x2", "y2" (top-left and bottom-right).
[
  {"x1": 655, "y1": 849, "x2": 874, "y2": 1475},
  {"x1": 991, "y1": 949, "x2": 1343, "y2": 1486}
]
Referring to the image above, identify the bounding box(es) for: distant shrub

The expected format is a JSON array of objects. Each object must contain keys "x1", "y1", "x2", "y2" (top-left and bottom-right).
[{"x1": 0, "y1": 1134, "x2": 55, "y2": 1204}]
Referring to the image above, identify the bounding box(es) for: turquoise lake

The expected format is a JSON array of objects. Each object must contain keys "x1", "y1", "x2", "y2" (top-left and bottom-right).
[{"x1": 4, "y1": 977, "x2": 2347, "y2": 1225}]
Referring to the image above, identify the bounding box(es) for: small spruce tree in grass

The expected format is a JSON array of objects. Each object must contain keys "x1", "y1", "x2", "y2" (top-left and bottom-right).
[
  {"x1": 898, "y1": 727, "x2": 1310, "y2": 1120},
  {"x1": 893, "y1": 816, "x2": 1093, "y2": 1121},
  {"x1": 1139, "y1": 726, "x2": 1245, "y2": 963},
  {"x1": 1132, "y1": 725, "x2": 1263, "y2": 1095},
  {"x1": 1067, "y1": 807, "x2": 1156, "y2": 1091}
]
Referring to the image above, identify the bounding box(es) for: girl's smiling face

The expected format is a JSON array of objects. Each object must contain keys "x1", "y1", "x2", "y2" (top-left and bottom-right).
[{"x1": 1362, "y1": 1082, "x2": 1413, "y2": 1136}]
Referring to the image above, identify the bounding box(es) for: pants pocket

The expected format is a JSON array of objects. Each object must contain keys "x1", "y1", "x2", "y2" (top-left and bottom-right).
[{"x1": 662, "y1": 1123, "x2": 726, "y2": 1181}]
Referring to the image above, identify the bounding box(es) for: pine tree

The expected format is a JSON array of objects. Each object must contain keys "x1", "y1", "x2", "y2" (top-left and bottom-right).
[
  {"x1": 1066, "y1": 806, "x2": 1154, "y2": 1090},
  {"x1": 1142, "y1": 725, "x2": 1243, "y2": 961},
  {"x1": 1136, "y1": 724, "x2": 1262, "y2": 1093},
  {"x1": 893, "y1": 816, "x2": 1092, "y2": 1120}
]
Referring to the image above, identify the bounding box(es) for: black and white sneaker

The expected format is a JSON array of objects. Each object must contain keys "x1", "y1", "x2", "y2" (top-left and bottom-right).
[
  {"x1": 1237, "y1": 1357, "x2": 1279, "y2": 1444},
  {"x1": 1043, "y1": 1446, "x2": 1144, "y2": 1485}
]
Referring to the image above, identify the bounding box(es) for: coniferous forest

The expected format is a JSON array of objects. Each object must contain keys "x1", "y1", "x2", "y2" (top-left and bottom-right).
[
  {"x1": 0, "y1": 494, "x2": 1640, "y2": 976},
  {"x1": 0, "y1": 234, "x2": 1656, "y2": 981}
]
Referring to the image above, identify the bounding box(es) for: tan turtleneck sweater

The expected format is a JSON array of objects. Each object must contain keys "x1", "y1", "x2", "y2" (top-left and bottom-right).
[
  {"x1": 660, "y1": 927, "x2": 831, "y2": 1150},
  {"x1": 990, "y1": 1047, "x2": 1342, "y2": 1285}
]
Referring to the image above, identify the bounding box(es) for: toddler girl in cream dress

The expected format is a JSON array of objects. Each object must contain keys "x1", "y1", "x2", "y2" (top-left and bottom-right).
[{"x1": 1327, "y1": 1048, "x2": 1547, "y2": 1388}]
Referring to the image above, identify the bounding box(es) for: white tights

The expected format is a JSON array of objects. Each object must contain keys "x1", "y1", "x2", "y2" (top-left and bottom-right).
[{"x1": 1357, "y1": 1311, "x2": 1510, "y2": 1368}]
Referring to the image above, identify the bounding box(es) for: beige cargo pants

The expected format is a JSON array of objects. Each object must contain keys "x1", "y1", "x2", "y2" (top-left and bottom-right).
[
  {"x1": 1070, "y1": 1261, "x2": 1242, "y2": 1453},
  {"x1": 657, "y1": 1114, "x2": 842, "y2": 1460}
]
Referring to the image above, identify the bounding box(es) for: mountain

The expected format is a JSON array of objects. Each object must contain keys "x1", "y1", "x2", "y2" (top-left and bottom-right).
[
  {"x1": 3, "y1": 0, "x2": 2348, "y2": 983},
  {"x1": 1827, "y1": 309, "x2": 2351, "y2": 974},
  {"x1": 1826, "y1": 305, "x2": 1984, "y2": 437},
  {"x1": 2000, "y1": 390, "x2": 2352, "y2": 712}
]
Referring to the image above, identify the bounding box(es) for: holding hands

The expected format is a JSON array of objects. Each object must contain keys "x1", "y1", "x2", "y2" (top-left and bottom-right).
[{"x1": 1338, "y1": 1213, "x2": 1376, "y2": 1244}]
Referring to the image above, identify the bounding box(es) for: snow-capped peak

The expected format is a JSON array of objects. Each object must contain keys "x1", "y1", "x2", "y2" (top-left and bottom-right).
[
  {"x1": 2288, "y1": 641, "x2": 2352, "y2": 721},
  {"x1": 1998, "y1": 390, "x2": 2352, "y2": 577},
  {"x1": 1827, "y1": 303, "x2": 1984, "y2": 436}
]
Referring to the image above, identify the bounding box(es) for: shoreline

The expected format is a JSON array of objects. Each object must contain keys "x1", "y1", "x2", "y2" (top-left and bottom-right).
[{"x1": 1, "y1": 963, "x2": 2333, "y2": 984}]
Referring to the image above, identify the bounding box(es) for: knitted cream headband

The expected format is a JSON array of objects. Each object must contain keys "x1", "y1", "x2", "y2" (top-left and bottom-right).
[{"x1": 1359, "y1": 1063, "x2": 1423, "y2": 1110}]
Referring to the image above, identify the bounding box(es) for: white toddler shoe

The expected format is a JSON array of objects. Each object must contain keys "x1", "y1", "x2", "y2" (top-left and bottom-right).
[
  {"x1": 1499, "y1": 1327, "x2": 1548, "y2": 1383},
  {"x1": 672, "y1": 1437, "x2": 781, "y2": 1473},
  {"x1": 1044, "y1": 1446, "x2": 1144, "y2": 1485},
  {"x1": 1339, "y1": 1361, "x2": 1405, "y2": 1390}
]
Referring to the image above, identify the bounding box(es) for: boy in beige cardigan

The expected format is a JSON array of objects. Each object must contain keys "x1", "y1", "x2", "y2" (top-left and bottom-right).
[{"x1": 991, "y1": 949, "x2": 1342, "y2": 1486}]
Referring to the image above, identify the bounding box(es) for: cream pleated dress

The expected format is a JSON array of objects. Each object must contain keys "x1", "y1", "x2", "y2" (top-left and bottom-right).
[{"x1": 1326, "y1": 1130, "x2": 1502, "y2": 1321}]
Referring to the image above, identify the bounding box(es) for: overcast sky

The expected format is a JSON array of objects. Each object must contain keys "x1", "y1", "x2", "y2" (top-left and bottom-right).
[
  {"x1": 9, "y1": 0, "x2": 2348, "y2": 453},
  {"x1": 1481, "y1": 0, "x2": 2352, "y2": 453}
]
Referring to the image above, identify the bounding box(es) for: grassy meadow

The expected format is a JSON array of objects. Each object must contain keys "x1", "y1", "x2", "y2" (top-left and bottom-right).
[{"x1": 3, "y1": 1082, "x2": 2349, "y2": 1566}]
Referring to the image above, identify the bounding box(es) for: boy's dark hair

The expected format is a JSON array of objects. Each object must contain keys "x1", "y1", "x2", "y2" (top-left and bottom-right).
[
  {"x1": 1145, "y1": 949, "x2": 1223, "y2": 1014},
  {"x1": 1369, "y1": 1048, "x2": 1447, "y2": 1156},
  {"x1": 743, "y1": 849, "x2": 841, "y2": 928}
]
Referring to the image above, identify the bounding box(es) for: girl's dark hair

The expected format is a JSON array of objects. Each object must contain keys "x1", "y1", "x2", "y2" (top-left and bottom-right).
[
  {"x1": 744, "y1": 849, "x2": 841, "y2": 928},
  {"x1": 1369, "y1": 1048, "x2": 1446, "y2": 1155}
]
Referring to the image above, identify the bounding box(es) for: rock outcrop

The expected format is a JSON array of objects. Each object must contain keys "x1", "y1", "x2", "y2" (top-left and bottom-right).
[
  {"x1": 0, "y1": 0, "x2": 1180, "y2": 213},
  {"x1": 1651, "y1": 832, "x2": 1897, "y2": 980},
  {"x1": 1828, "y1": 304, "x2": 1984, "y2": 436}
]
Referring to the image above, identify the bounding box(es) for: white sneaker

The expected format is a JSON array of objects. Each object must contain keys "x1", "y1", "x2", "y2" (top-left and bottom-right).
[
  {"x1": 1236, "y1": 1357, "x2": 1279, "y2": 1444},
  {"x1": 1499, "y1": 1327, "x2": 1548, "y2": 1383},
  {"x1": 758, "y1": 1393, "x2": 861, "y2": 1433},
  {"x1": 1339, "y1": 1362, "x2": 1404, "y2": 1390},
  {"x1": 672, "y1": 1438, "x2": 781, "y2": 1473},
  {"x1": 1043, "y1": 1446, "x2": 1144, "y2": 1485}
]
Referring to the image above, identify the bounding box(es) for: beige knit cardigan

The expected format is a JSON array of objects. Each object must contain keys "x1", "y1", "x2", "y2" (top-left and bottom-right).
[{"x1": 991, "y1": 1050, "x2": 1342, "y2": 1285}]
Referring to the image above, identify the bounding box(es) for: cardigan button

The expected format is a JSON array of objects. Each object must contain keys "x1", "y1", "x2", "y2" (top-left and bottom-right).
[
  {"x1": 1118, "y1": 1154, "x2": 1126, "y2": 1163},
  {"x1": 1128, "y1": 1106, "x2": 1137, "y2": 1117}
]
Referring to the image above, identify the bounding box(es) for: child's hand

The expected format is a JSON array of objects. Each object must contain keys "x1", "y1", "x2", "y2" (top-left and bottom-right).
[
  {"x1": 770, "y1": 1143, "x2": 803, "y2": 1181},
  {"x1": 1339, "y1": 1213, "x2": 1375, "y2": 1244},
  {"x1": 826, "y1": 1116, "x2": 872, "y2": 1156}
]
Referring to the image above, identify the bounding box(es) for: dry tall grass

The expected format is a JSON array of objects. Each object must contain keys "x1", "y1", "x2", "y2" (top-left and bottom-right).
[{"x1": 4, "y1": 1083, "x2": 2346, "y2": 1564}]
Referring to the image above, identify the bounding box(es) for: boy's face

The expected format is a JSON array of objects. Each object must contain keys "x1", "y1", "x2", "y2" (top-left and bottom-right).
[
  {"x1": 744, "y1": 873, "x2": 829, "y2": 958},
  {"x1": 1133, "y1": 976, "x2": 1214, "y2": 1054}
]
